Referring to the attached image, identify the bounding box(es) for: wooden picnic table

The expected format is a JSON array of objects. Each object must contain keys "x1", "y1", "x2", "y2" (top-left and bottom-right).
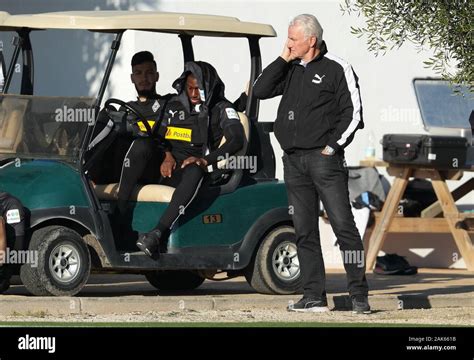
[{"x1": 359, "y1": 159, "x2": 474, "y2": 271}]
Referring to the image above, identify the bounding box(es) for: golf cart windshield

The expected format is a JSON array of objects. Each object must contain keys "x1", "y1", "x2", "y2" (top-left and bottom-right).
[{"x1": 0, "y1": 94, "x2": 95, "y2": 162}]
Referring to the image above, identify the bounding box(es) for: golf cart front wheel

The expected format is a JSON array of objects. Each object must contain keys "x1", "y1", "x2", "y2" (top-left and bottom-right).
[
  {"x1": 20, "y1": 226, "x2": 91, "y2": 296},
  {"x1": 245, "y1": 225, "x2": 302, "y2": 295}
]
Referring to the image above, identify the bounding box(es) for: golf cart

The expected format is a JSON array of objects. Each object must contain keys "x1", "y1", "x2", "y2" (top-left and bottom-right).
[{"x1": 0, "y1": 11, "x2": 301, "y2": 296}]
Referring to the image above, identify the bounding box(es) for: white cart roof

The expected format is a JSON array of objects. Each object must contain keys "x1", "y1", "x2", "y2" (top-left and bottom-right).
[{"x1": 0, "y1": 11, "x2": 276, "y2": 37}]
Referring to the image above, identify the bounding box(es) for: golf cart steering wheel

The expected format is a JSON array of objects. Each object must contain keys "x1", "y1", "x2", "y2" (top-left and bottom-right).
[{"x1": 104, "y1": 98, "x2": 154, "y2": 137}]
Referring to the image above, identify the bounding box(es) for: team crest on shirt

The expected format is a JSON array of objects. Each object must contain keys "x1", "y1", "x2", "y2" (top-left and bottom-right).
[{"x1": 152, "y1": 100, "x2": 160, "y2": 113}]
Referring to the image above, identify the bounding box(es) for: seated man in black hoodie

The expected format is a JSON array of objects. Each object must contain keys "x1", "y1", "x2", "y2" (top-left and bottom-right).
[{"x1": 118, "y1": 61, "x2": 245, "y2": 258}]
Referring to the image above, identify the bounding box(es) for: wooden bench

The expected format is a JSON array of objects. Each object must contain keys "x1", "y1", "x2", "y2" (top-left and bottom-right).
[{"x1": 359, "y1": 160, "x2": 474, "y2": 271}]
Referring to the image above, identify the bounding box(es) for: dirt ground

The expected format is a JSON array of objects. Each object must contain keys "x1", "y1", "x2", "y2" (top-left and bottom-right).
[{"x1": 1, "y1": 307, "x2": 472, "y2": 326}]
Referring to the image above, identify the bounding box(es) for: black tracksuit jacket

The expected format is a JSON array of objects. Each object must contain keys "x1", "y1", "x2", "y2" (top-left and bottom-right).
[{"x1": 253, "y1": 41, "x2": 364, "y2": 152}]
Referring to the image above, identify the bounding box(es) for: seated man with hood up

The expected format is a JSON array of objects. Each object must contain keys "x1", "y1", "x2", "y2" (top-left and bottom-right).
[{"x1": 118, "y1": 61, "x2": 245, "y2": 258}]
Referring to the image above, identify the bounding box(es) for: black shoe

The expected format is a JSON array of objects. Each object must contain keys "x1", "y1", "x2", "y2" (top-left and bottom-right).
[
  {"x1": 288, "y1": 296, "x2": 329, "y2": 313},
  {"x1": 136, "y1": 230, "x2": 161, "y2": 258},
  {"x1": 351, "y1": 294, "x2": 371, "y2": 314},
  {"x1": 0, "y1": 265, "x2": 12, "y2": 294},
  {"x1": 375, "y1": 254, "x2": 418, "y2": 276}
]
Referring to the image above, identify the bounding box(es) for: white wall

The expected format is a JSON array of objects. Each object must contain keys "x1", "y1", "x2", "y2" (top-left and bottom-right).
[
  {"x1": 115, "y1": 0, "x2": 474, "y2": 269},
  {"x1": 0, "y1": 0, "x2": 472, "y2": 268},
  {"x1": 149, "y1": 0, "x2": 434, "y2": 175}
]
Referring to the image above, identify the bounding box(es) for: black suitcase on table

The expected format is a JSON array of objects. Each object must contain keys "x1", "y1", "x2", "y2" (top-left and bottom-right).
[{"x1": 382, "y1": 134, "x2": 468, "y2": 168}]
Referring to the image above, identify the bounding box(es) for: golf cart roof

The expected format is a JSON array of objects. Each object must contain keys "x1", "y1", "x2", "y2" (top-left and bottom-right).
[{"x1": 0, "y1": 10, "x2": 276, "y2": 37}]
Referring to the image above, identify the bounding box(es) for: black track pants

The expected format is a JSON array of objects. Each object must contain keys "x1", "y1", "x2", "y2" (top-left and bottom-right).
[{"x1": 117, "y1": 138, "x2": 204, "y2": 232}]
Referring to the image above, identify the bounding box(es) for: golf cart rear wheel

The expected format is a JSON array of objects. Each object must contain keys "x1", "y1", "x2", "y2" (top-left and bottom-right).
[
  {"x1": 145, "y1": 270, "x2": 205, "y2": 291},
  {"x1": 245, "y1": 225, "x2": 301, "y2": 295},
  {"x1": 20, "y1": 226, "x2": 91, "y2": 296}
]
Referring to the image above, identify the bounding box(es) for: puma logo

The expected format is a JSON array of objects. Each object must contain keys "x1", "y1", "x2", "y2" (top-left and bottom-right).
[{"x1": 312, "y1": 74, "x2": 326, "y2": 84}]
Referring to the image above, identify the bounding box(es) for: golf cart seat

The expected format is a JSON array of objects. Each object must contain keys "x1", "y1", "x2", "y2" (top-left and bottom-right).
[
  {"x1": 93, "y1": 183, "x2": 175, "y2": 203},
  {"x1": 216, "y1": 111, "x2": 250, "y2": 169},
  {"x1": 0, "y1": 96, "x2": 28, "y2": 153}
]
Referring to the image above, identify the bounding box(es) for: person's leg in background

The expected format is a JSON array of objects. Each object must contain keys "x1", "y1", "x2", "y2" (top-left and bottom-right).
[
  {"x1": 111, "y1": 137, "x2": 162, "y2": 247},
  {"x1": 0, "y1": 216, "x2": 9, "y2": 293},
  {"x1": 116, "y1": 137, "x2": 157, "y2": 215},
  {"x1": 0, "y1": 217, "x2": 6, "y2": 260},
  {"x1": 0, "y1": 193, "x2": 27, "y2": 293}
]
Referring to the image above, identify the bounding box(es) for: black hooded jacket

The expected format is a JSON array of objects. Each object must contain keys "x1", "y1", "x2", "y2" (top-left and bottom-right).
[{"x1": 157, "y1": 61, "x2": 245, "y2": 165}]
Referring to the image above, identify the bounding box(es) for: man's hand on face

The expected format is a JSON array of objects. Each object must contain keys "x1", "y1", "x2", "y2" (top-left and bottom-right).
[
  {"x1": 181, "y1": 156, "x2": 208, "y2": 170},
  {"x1": 160, "y1": 151, "x2": 176, "y2": 178},
  {"x1": 280, "y1": 39, "x2": 298, "y2": 63}
]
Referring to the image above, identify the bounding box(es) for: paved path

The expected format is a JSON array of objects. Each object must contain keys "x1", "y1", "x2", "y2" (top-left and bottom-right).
[{"x1": 1, "y1": 269, "x2": 472, "y2": 316}]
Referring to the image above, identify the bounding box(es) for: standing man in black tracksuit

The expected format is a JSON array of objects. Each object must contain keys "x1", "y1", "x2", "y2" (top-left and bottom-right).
[
  {"x1": 0, "y1": 191, "x2": 27, "y2": 293},
  {"x1": 253, "y1": 14, "x2": 370, "y2": 314},
  {"x1": 119, "y1": 61, "x2": 245, "y2": 258}
]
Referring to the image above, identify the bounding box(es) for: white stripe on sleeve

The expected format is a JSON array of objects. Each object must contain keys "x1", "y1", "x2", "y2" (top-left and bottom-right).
[{"x1": 325, "y1": 53, "x2": 362, "y2": 147}]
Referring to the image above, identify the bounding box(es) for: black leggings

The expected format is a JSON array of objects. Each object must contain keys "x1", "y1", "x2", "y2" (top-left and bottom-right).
[{"x1": 117, "y1": 137, "x2": 204, "y2": 231}]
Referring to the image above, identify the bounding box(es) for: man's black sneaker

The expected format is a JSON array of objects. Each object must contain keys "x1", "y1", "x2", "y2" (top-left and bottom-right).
[
  {"x1": 287, "y1": 297, "x2": 329, "y2": 313},
  {"x1": 136, "y1": 230, "x2": 161, "y2": 259},
  {"x1": 0, "y1": 265, "x2": 12, "y2": 294},
  {"x1": 351, "y1": 295, "x2": 371, "y2": 314}
]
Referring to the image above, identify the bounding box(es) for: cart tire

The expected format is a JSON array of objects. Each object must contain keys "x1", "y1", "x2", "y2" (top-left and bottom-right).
[
  {"x1": 245, "y1": 225, "x2": 301, "y2": 295},
  {"x1": 20, "y1": 226, "x2": 91, "y2": 296}
]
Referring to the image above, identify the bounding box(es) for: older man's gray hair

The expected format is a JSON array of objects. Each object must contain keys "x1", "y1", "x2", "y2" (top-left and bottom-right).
[{"x1": 289, "y1": 14, "x2": 323, "y2": 48}]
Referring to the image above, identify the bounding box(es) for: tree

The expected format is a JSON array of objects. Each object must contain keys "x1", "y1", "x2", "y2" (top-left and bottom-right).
[{"x1": 341, "y1": 0, "x2": 473, "y2": 91}]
